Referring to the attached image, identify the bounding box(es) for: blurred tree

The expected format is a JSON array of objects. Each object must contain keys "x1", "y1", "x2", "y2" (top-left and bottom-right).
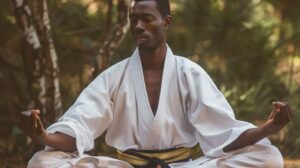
[
  {"x1": 94, "y1": 0, "x2": 131, "y2": 76},
  {"x1": 169, "y1": 0, "x2": 299, "y2": 158},
  {"x1": 0, "y1": 0, "x2": 299, "y2": 167},
  {"x1": 12, "y1": 0, "x2": 62, "y2": 126}
]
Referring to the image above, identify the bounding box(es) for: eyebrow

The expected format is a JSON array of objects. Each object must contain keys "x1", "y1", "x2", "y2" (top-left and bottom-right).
[{"x1": 129, "y1": 12, "x2": 155, "y2": 18}]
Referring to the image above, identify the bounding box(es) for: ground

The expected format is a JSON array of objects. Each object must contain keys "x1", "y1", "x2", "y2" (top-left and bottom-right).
[{"x1": 285, "y1": 159, "x2": 300, "y2": 168}]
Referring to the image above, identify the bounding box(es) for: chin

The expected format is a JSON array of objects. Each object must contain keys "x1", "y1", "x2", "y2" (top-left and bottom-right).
[
  {"x1": 138, "y1": 45, "x2": 154, "y2": 52},
  {"x1": 137, "y1": 43, "x2": 160, "y2": 52}
]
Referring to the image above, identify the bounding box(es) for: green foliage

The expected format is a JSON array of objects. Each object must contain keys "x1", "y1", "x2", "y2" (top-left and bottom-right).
[
  {"x1": 169, "y1": 0, "x2": 300, "y2": 158},
  {"x1": 0, "y1": 0, "x2": 300, "y2": 166},
  {"x1": 221, "y1": 73, "x2": 288, "y2": 120},
  {"x1": 282, "y1": 92, "x2": 300, "y2": 158}
]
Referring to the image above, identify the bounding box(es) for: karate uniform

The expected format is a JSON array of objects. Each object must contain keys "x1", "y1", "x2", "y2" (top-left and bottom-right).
[{"x1": 28, "y1": 46, "x2": 284, "y2": 168}]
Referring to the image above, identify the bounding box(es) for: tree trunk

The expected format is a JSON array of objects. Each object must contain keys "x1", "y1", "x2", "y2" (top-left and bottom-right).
[
  {"x1": 12, "y1": 0, "x2": 62, "y2": 126},
  {"x1": 94, "y1": 0, "x2": 131, "y2": 75}
]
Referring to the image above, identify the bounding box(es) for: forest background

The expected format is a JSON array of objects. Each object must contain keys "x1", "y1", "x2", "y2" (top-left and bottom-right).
[{"x1": 0, "y1": 0, "x2": 299, "y2": 167}]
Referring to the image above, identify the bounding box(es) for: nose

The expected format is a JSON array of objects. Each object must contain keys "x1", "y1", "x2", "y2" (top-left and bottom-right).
[{"x1": 134, "y1": 20, "x2": 145, "y2": 34}]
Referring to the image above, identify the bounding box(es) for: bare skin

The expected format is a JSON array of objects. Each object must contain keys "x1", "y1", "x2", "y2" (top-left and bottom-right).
[
  {"x1": 224, "y1": 101, "x2": 293, "y2": 152},
  {"x1": 25, "y1": 1, "x2": 292, "y2": 168},
  {"x1": 24, "y1": 0, "x2": 172, "y2": 155},
  {"x1": 144, "y1": 68, "x2": 163, "y2": 114},
  {"x1": 130, "y1": 1, "x2": 171, "y2": 115},
  {"x1": 129, "y1": 0, "x2": 294, "y2": 156},
  {"x1": 26, "y1": 110, "x2": 76, "y2": 152},
  {"x1": 140, "y1": 42, "x2": 166, "y2": 114}
]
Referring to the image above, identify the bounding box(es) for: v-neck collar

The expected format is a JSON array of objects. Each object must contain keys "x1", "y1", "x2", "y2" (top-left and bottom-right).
[{"x1": 129, "y1": 45, "x2": 175, "y2": 140}]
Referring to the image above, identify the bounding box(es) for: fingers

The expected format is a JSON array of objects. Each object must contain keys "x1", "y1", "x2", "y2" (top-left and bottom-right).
[
  {"x1": 279, "y1": 105, "x2": 287, "y2": 124},
  {"x1": 272, "y1": 101, "x2": 282, "y2": 111},
  {"x1": 29, "y1": 117, "x2": 37, "y2": 136},
  {"x1": 30, "y1": 110, "x2": 39, "y2": 129},
  {"x1": 31, "y1": 109, "x2": 40, "y2": 117},
  {"x1": 270, "y1": 102, "x2": 280, "y2": 119},
  {"x1": 279, "y1": 102, "x2": 292, "y2": 123},
  {"x1": 284, "y1": 103, "x2": 293, "y2": 119},
  {"x1": 272, "y1": 101, "x2": 293, "y2": 126},
  {"x1": 268, "y1": 110, "x2": 276, "y2": 120},
  {"x1": 26, "y1": 110, "x2": 48, "y2": 145},
  {"x1": 22, "y1": 109, "x2": 42, "y2": 136},
  {"x1": 273, "y1": 105, "x2": 281, "y2": 125},
  {"x1": 269, "y1": 102, "x2": 278, "y2": 119},
  {"x1": 31, "y1": 111, "x2": 46, "y2": 136},
  {"x1": 35, "y1": 115, "x2": 46, "y2": 134}
]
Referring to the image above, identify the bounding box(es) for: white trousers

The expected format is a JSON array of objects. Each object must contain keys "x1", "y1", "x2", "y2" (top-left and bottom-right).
[{"x1": 28, "y1": 145, "x2": 284, "y2": 168}]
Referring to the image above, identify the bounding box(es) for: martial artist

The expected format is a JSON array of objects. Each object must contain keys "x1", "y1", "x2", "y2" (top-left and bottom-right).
[{"x1": 27, "y1": 0, "x2": 293, "y2": 167}]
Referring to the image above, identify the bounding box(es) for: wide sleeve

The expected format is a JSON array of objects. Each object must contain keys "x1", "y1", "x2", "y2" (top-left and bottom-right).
[
  {"x1": 183, "y1": 62, "x2": 270, "y2": 158},
  {"x1": 46, "y1": 72, "x2": 114, "y2": 156}
]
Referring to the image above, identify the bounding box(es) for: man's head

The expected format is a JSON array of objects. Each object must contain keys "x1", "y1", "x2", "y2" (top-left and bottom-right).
[
  {"x1": 130, "y1": 0, "x2": 171, "y2": 51},
  {"x1": 134, "y1": 0, "x2": 170, "y2": 18}
]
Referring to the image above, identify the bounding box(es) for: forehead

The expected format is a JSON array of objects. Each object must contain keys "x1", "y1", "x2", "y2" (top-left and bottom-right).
[{"x1": 130, "y1": 1, "x2": 160, "y2": 16}]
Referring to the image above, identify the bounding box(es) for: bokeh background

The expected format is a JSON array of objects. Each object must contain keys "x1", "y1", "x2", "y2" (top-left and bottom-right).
[{"x1": 0, "y1": 0, "x2": 299, "y2": 167}]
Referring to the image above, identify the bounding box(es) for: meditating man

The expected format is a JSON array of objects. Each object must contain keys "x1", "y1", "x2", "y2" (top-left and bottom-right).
[{"x1": 27, "y1": 0, "x2": 292, "y2": 167}]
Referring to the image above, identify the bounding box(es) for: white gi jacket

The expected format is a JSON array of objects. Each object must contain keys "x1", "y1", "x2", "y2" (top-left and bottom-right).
[{"x1": 46, "y1": 46, "x2": 270, "y2": 166}]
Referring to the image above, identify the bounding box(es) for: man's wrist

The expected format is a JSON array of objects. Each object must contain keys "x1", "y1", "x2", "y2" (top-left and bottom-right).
[
  {"x1": 43, "y1": 134, "x2": 49, "y2": 145},
  {"x1": 260, "y1": 124, "x2": 277, "y2": 136},
  {"x1": 37, "y1": 133, "x2": 49, "y2": 146}
]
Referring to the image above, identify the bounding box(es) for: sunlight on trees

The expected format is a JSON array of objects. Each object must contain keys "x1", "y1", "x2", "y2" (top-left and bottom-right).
[{"x1": 0, "y1": 0, "x2": 299, "y2": 167}]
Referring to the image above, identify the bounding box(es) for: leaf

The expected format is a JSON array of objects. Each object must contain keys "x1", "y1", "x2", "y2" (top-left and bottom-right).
[{"x1": 12, "y1": 126, "x2": 23, "y2": 137}]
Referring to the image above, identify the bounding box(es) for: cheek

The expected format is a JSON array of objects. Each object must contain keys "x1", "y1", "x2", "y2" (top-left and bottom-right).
[
  {"x1": 149, "y1": 23, "x2": 165, "y2": 38},
  {"x1": 155, "y1": 28, "x2": 165, "y2": 42}
]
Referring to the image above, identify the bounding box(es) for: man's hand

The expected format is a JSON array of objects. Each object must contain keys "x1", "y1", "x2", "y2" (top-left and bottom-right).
[
  {"x1": 262, "y1": 101, "x2": 293, "y2": 135},
  {"x1": 21, "y1": 109, "x2": 77, "y2": 152},
  {"x1": 22, "y1": 109, "x2": 48, "y2": 145},
  {"x1": 224, "y1": 101, "x2": 293, "y2": 152}
]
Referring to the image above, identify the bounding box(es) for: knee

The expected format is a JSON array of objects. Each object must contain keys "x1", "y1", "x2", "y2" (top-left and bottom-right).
[
  {"x1": 27, "y1": 150, "x2": 72, "y2": 168},
  {"x1": 224, "y1": 145, "x2": 284, "y2": 168},
  {"x1": 28, "y1": 150, "x2": 58, "y2": 168},
  {"x1": 259, "y1": 145, "x2": 284, "y2": 168}
]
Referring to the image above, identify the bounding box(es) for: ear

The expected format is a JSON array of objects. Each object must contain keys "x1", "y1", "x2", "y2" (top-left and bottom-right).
[{"x1": 163, "y1": 15, "x2": 172, "y2": 30}]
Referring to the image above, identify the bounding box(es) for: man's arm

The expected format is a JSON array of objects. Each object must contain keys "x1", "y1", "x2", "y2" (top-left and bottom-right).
[
  {"x1": 223, "y1": 101, "x2": 293, "y2": 152},
  {"x1": 44, "y1": 132, "x2": 76, "y2": 152},
  {"x1": 27, "y1": 110, "x2": 77, "y2": 152}
]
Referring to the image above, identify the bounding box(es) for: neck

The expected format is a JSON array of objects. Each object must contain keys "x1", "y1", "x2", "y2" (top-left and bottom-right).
[{"x1": 139, "y1": 43, "x2": 167, "y2": 71}]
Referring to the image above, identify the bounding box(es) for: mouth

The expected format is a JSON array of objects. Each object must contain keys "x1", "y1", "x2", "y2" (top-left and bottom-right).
[{"x1": 135, "y1": 34, "x2": 149, "y2": 44}]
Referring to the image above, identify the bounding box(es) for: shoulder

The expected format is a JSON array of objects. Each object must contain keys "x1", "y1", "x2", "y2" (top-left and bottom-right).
[
  {"x1": 99, "y1": 58, "x2": 131, "y2": 77},
  {"x1": 174, "y1": 56, "x2": 222, "y2": 99},
  {"x1": 174, "y1": 55, "x2": 208, "y2": 77},
  {"x1": 87, "y1": 58, "x2": 131, "y2": 91}
]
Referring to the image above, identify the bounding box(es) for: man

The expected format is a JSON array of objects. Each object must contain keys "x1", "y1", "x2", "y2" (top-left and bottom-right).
[{"x1": 27, "y1": 0, "x2": 292, "y2": 167}]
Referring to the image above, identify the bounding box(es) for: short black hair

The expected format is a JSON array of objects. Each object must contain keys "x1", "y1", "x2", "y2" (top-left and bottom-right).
[{"x1": 134, "y1": 0, "x2": 170, "y2": 18}]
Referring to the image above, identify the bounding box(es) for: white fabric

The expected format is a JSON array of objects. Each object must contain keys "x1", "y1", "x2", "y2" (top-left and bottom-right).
[
  {"x1": 28, "y1": 150, "x2": 133, "y2": 168},
  {"x1": 28, "y1": 144, "x2": 283, "y2": 168},
  {"x1": 42, "y1": 46, "x2": 273, "y2": 167}
]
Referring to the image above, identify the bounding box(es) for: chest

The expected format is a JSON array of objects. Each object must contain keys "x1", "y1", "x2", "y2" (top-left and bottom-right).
[{"x1": 143, "y1": 70, "x2": 163, "y2": 115}]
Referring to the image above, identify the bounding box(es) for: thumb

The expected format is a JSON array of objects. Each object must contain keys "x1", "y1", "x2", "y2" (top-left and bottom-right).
[
  {"x1": 31, "y1": 109, "x2": 40, "y2": 117},
  {"x1": 269, "y1": 102, "x2": 278, "y2": 119},
  {"x1": 272, "y1": 102, "x2": 281, "y2": 112},
  {"x1": 35, "y1": 115, "x2": 46, "y2": 133}
]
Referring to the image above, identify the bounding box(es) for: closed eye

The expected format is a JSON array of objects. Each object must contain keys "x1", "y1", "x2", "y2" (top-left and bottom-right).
[{"x1": 143, "y1": 14, "x2": 155, "y2": 22}]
